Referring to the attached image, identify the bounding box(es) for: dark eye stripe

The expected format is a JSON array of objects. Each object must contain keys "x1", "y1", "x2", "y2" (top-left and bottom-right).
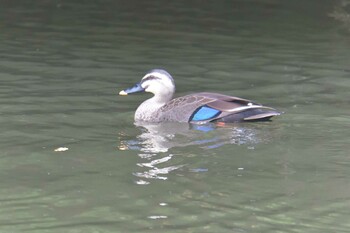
[{"x1": 142, "y1": 75, "x2": 160, "y2": 83}]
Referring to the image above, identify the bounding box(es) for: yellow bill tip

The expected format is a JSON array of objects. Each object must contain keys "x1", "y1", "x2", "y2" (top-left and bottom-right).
[{"x1": 119, "y1": 90, "x2": 128, "y2": 96}]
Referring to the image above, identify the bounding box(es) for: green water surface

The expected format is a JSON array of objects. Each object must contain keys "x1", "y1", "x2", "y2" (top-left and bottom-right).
[{"x1": 1, "y1": 1, "x2": 350, "y2": 232}]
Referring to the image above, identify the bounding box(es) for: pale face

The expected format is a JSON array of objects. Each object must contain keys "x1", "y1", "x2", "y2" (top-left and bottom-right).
[{"x1": 140, "y1": 71, "x2": 175, "y2": 96}]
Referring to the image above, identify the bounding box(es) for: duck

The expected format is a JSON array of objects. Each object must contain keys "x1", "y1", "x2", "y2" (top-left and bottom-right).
[{"x1": 119, "y1": 69, "x2": 280, "y2": 124}]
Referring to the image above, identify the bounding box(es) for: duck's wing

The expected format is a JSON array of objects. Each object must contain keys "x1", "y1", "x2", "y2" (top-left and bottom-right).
[
  {"x1": 206, "y1": 93, "x2": 281, "y2": 122},
  {"x1": 158, "y1": 94, "x2": 215, "y2": 122},
  {"x1": 201, "y1": 92, "x2": 280, "y2": 123},
  {"x1": 159, "y1": 92, "x2": 280, "y2": 124}
]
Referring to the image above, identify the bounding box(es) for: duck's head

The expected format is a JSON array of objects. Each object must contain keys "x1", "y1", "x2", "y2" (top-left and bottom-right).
[{"x1": 119, "y1": 69, "x2": 175, "y2": 101}]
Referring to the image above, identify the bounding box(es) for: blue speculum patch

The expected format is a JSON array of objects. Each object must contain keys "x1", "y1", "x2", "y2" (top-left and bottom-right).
[{"x1": 191, "y1": 106, "x2": 221, "y2": 121}]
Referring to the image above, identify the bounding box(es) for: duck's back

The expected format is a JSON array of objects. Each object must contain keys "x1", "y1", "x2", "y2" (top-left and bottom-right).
[{"x1": 154, "y1": 92, "x2": 279, "y2": 124}]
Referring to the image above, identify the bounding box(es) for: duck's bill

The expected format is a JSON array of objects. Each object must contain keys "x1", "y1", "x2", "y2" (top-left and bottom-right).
[{"x1": 119, "y1": 83, "x2": 145, "y2": 95}]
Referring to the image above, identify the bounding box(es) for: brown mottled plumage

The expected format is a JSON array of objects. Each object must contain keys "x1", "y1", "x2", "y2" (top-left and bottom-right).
[{"x1": 119, "y1": 69, "x2": 280, "y2": 124}]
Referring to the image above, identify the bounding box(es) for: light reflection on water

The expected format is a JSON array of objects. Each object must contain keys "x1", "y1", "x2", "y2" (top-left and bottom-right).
[{"x1": 118, "y1": 122, "x2": 277, "y2": 184}]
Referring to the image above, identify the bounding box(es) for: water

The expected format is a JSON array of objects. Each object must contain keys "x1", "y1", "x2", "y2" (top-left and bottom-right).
[{"x1": 1, "y1": 0, "x2": 350, "y2": 232}]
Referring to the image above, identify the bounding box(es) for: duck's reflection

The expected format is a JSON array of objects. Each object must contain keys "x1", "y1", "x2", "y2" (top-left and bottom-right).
[{"x1": 118, "y1": 122, "x2": 273, "y2": 184}]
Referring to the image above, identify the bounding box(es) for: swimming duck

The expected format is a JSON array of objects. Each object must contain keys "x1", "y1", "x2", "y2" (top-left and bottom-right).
[{"x1": 119, "y1": 69, "x2": 280, "y2": 124}]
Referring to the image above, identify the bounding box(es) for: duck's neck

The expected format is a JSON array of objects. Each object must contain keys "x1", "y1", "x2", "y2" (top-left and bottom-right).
[{"x1": 135, "y1": 94, "x2": 172, "y2": 122}]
